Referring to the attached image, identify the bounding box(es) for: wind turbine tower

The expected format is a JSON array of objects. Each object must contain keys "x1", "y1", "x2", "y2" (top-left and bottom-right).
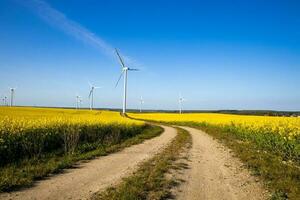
[
  {"x1": 76, "y1": 95, "x2": 81, "y2": 109},
  {"x1": 79, "y1": 99, "x2": 83, "y2": 109},
  {"x1": 139, "y1": 96, "x2": 144, "y2": 113},
  {"x1": 4, "y1": 96, "x2": 7, "y2": 106},
  {"x1": 10, "y1": 88, "x2": 16, "y2": 107},
  {"x1": 88, "y1": 83, "x2": 100, "y2": 110},
  {"x1": 178, "y1": 93, "x2": 186, "y2": 114},
  {"x1": 115, "y1": 48, "x2": 139, "y2": 114}
]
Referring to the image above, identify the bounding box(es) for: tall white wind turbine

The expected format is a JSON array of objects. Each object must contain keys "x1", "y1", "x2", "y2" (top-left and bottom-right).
[
  {"x1": 139, "y1": 96, "x2": 144, "y2": 113},
  {"x1": 10, "y1": 87, "x2": 16, "y2": 107},
  {"x1": 178, "y1": 93, "x2": 186, "y2": 114},
  {"x1": 115, "y1": 49, "x2": 139, "y2": 114},
  {"x1": 88, "y1": 83, "x2": 100, "y2": 110}
]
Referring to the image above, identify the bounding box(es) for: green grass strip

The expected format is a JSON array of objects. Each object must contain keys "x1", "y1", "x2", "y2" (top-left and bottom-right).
[
  {"x1": 93, "y1": 127, "x2": 192, "y2": 200},
  {"x1": 0, "y1": 125, "x2": 163, "y2": 192}
]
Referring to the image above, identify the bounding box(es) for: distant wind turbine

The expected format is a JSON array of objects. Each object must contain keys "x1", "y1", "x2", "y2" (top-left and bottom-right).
[
  {"x1": 76, "y1": 94, "x2": 81, "y2": 109},
  {"x1": 79, "y1": 99, "x2": 83, "y2": 109},
  {"x1": 115, "y1": 48, "x2": 139, "y2": 114},
  {"x1": 88, "y1": 83, "x2": 100, "y2": 110},
  {"x1": 178, "y1": 93, "x2": 186, "y2": 114},
  {"x1": 10, "y1": 87, "x2": 16, "y2": 107},
  {"x1": 4, "y1": 96, "x2": 8, "y2": 106},
  {"x1": 139, "y1": 96, "x2": 144, "y2": 113},
  {"x1": 1, "y1": 97, "x2": 5, "y2": 106}
]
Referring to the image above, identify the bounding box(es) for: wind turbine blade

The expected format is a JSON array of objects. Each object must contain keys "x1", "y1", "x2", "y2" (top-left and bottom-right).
[
  {"x1": 128, "y1": 68, "x2": 139, "y2": 71},
  {"x1": 115, "y1": 48, "x2": 126, "y2": 68},
  {"x1": 94, "y1": 86, "x2": 102, "y2": 89},
  {"x1": 115, "y1": 72, "x2": 124, "y2": 88},
  {"x1": 88, "y1": 90, "x2": 93, "y2": 98}
]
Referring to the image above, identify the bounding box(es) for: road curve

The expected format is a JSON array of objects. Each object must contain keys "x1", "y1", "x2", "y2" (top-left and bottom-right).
[
  {"x1": 0, "y1": 125, "x2": 177, "y2": 200},
  {"x1": 175, "y1": 126, "x2": 268, "y2": 200}
]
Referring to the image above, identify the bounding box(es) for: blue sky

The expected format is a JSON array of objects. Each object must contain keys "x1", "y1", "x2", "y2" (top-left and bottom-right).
[{"x1": 0, "y1": 0, "x2": 299, "y2": 110}]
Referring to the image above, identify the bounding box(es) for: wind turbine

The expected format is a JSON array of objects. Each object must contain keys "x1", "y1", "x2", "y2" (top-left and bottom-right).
[
  {"x1": 79, "y1": 99, "x2": 83, "y2": 109},
  {"x1": 139, "y1": 96, "x2": 144, "y2": 113},
  {"x1": 115, "y1": 48, "x2": 139, "y2": 114},
  {"x1": 88, "y1": 83, "x2": 100, "y2": 110},
  {"x1": 178, "y1": 93, "x2": 186, "y2": 114},
  {"x1": 10, "y1": 87, "x2": 16, "y2": 107},
  {"x1": 76, "y1": 94, "x2": 81, "y2": 109},
  {"x1": 4, "y1": 96, "x2": 8, "y2": 106}
]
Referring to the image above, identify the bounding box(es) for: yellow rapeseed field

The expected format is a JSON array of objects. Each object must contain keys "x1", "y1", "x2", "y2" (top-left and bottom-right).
[
  {"x1": 129, "y1": 113, "x2": 300, "y2": 140},
  {"x1": 129, "y1": 112, "x2": 300, "y2": 162},
  {"x1": 0, "y1": 107, "x2": 144, "y2": 166},
  {"x1": 0, "y1": 107, "x2": 143, "y2": 128}
]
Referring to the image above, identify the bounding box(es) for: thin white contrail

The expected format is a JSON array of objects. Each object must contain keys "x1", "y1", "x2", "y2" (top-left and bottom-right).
[{"x1": 17, "y1": 0, "x2": 123, "y2": 60}]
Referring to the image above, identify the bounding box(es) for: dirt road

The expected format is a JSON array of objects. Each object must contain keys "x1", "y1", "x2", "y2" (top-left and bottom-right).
[
  {"x1": 0, "y1": 125, "x2": 176, "y2": 200},
  {"x1": 175, "y1": 126, "x2": 268, "y2": 200}
]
